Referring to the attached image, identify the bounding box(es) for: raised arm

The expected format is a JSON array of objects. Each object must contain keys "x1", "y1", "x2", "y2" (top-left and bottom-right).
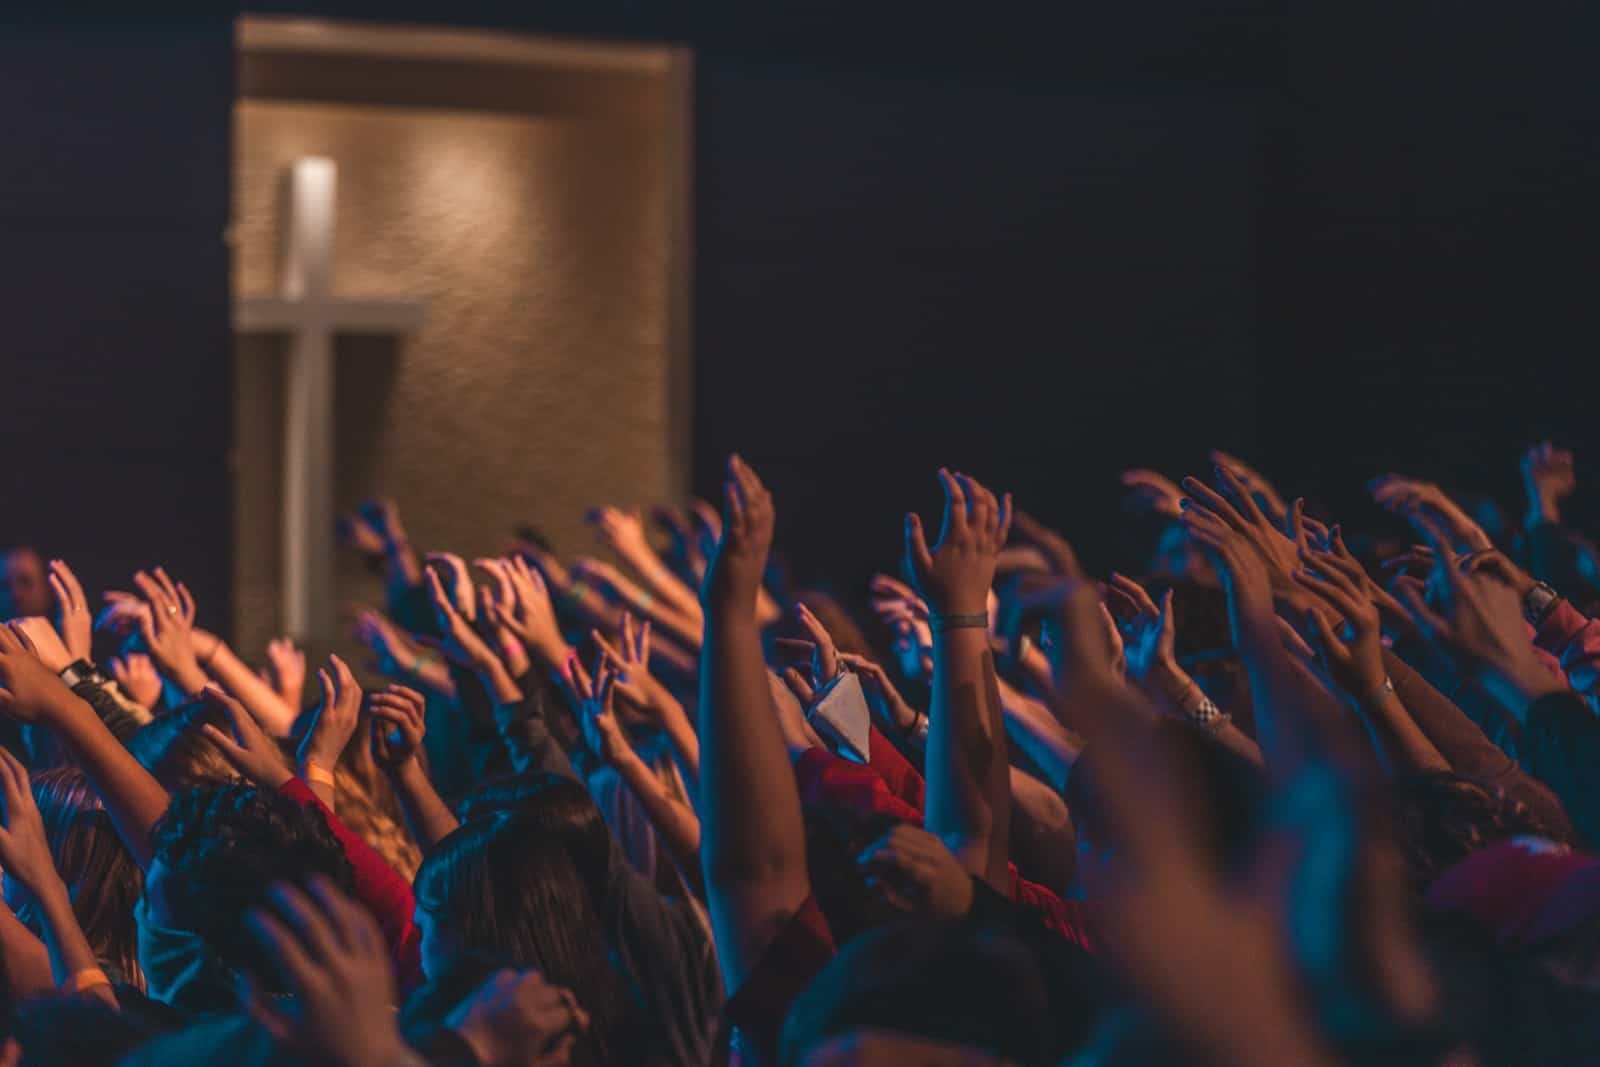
[
  {"x1": 905, "y1": 469, "x2": 1012, "y2": 892},
  {"x1": 1292, "y1": 543, "x2": 1450, "y2": 776},
  {"x1": 295, "y1": 654, "x2": 364, "y2": 809},
  {"x1": 191, "y1": 628, "x2": 300, "y2": 737},
  {"x1": 578, "y1": 655, "x2": 702, "y2": 892},
  {"x1": 0, "y1": 749, "x2": 117, "y2": 1006},
  {"x1": 0, "y1": 625, "x2": 168, "y2": 870},
  {"x1": 697, "y1": 455, "x2": 810, "y2": 990},
  {"x1": 588, "y1": 506, "x2": 705, "y2": 631},
  {"x1": 369, "y1": 684, "x2": 459, "y2": 853},
  {"x1": 592, "y1": 613, "x2": 700, "y2": 787}
]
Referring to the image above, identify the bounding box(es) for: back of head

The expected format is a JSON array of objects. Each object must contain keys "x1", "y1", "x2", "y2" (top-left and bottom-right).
[
  {"x1": 454, "y1": 773, "x2": 612, "y2": 900},
  {"x1": 21, "y1": 767, "x2": 142, "y2": 988},
  {"x1": 125, "y1": 701, "x2": 238, "y2": 792},
  {"x1": 779, "y1": 919, "x2": 1053, "y2": 1067},
  {"x1": 1391, "y1": 772, "x2": 1561, "y2": 892},
  {"x1": 148, "y1": 782, "x2": 354, "y2": 984},
  {"x1": 414, "y1": 813, "x2": 635, "y2": 1067}
]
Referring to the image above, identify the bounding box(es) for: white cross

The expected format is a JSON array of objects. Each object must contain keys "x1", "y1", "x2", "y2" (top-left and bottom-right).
[{"x1": 234, "y1": 157, "x2": 424, "y2": 640}]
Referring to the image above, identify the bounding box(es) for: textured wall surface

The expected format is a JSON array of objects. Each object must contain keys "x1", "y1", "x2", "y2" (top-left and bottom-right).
[{"x1": 233, "y1": 87, "x2": 685, "y2": 659}]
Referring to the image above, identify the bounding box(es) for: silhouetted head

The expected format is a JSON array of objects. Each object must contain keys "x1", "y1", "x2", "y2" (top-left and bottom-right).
[
  {"x1": 0, "y1": 548, "x2": 50, "y2": 619},
  {"x1": 145, "y1": 782, "x2": 354, "y2": 987}
]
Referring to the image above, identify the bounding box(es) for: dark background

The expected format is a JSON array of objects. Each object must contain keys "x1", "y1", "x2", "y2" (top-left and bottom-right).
[{"x1": 5, "y1": 4, "x2": 1598, "y2": 635}]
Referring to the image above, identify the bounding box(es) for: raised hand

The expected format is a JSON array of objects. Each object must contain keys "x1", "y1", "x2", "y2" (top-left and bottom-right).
[
  {"x1": 905, "y1": 469, "x2": 1012, "y2": 617},
  {"x1": 425, "y1": 567, "x2": 497, "y2": 671},
  {"x1": 479, "y1": 556, "x2": 568, "y2": 666},
  {"x1": 1182, "y1": 468, "x2": 1303, "y2": 598},
  {"x1": 0, "y1": 624, "x2": 77, "y2": 723},
  {"x1": 1396, "y1": 518, "x2": 1557, "y2": 713},
  {"x1": 471, "y1": 561, "x2": 532, "y2": 678},
  {"x1": 1368, "y1": 474, "x2": 1493, "y2": 553},
  {"x1": 774, "y1": 602, "x2": 843, "y2": 699},
  {"x1": 368, "y1": 684, "x2": 427, "y2": 770},
  {"x1": 575, "y1": 654, "x2": 629, "y2": 765},
  {"x1": 590, "y1": 613, "x2": 664, "y2": 714},
  {"x1": 263, "y1": 637, "x2": 307, "y2": 711},
  {"x1": 351, "y1": 608, "x2": 423, "y2": 678},
  {"x1": 702, "y1": 455, "x2": 775, "y2": 610},
  {"x1": 297, "y1": 655, "x2": 362, "y2": 781},
  {"x1": 446, "y1": 968, "x2": 590, "y2": 1067},
  {"x1": 425, "y1": 552, "x2": 477, "y2": 621},
  {"x1": 1120, "y1": 468, "x2": 1186, "y2": 520},
  {"x1": 47, "y1": 560, "x2": 91, "y2": 662},
  {"x1": 246, "y1": 877, "x2": 411, "y2": 1067},
  {"x1": 1522, "y1": 441, "x2": 1577, "y2": 526},
  {"x1": 1103, "y1": 574, "x2": 1175, "y2": 688},
  {"x1": 1180, "y1": 497, "x2": 1275, "y2": 641},
  {"x1": 109, "y1": 653, "x2": 162, "y2": 710},
  {"x1": 9, "y1": 617, "x2": 72, "y2": 673},
  {"x1": 0, "y1": 748, "x2": 64, "y2": 899},
  {"x1": 1292, "y1": 545, "x2": 1386, "y2": 703},
  {"x1": 1210, "y1": 449, "x2": 1290, "y2": 529},
  {"x1": 336, "y1": 508, "x2": 387, "y2": 557},
  {"x1": 199, "y1": 684, "x2": 293, "y2": 788},
  {"x1": 586, "y1": 506, "x2": 651, "y2": 561},
  {"x1": 132, "y1": 568, "x2": 207, "y2": 697},
  {"x1": 856, "y1": 824, "x2": 974, "y2": 919},
  {"x1": 837, "y1": 652, "x2": 921, "y2": 735}
]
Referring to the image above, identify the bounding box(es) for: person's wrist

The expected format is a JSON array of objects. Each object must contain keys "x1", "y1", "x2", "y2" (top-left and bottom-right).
[
  {"x1": 173, "y1": 662, "x2": 210, "y2": 699},
  {"x1": 389, "y1": 754, "x2": 425, "y2": 784}
]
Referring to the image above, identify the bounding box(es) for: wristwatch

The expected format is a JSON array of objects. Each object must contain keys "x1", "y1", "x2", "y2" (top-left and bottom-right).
[
  {"x1": 58, "y1": 659, "x2": 109, "y2": 689},
  {"x1": 1523, "y1": 582, "x2": 1561, "y2": 627}
]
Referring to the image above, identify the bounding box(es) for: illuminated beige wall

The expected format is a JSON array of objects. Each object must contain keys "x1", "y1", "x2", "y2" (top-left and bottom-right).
[{"x1": 232, "y1": 49, "x2": 689, "y2": 660}]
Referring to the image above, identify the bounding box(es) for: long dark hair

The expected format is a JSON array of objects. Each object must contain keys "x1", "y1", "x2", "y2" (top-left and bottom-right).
[
  {"x1": 21, "y1": 767, "x2": 143, "y2": 990},
  {"x1": 414, "y1": 812, "x2": 638, "y2": 1067}
]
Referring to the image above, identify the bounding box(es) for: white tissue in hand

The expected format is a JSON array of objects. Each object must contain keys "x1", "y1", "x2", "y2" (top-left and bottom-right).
[{"x1": 807, "y1": 671, "x2": 872, "y2": 763}]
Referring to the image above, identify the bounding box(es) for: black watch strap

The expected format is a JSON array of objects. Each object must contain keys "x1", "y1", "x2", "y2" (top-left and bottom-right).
[
  {"x1": 1523, "y1": 582, "x2": 1561, "y2": 627},
  {"x1": 58, "y1": 659, "x2": 108, "y2": 689}
]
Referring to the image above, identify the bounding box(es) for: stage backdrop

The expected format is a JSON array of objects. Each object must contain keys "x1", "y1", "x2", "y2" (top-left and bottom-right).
[
  {"x1": 0, "y1": 21, "x2": 233, "y2": 644},
  {"x1": 231, "y1": 21, "x2": 692, "y2": 658}
]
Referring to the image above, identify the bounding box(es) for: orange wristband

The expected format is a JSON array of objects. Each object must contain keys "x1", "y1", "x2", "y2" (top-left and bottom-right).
[
  {"x1": 62, "y1": 967, "x2": 111, "y2": 994},
  {"x1": 303, "y1": 762, "x2": 336, "y2": 789}
]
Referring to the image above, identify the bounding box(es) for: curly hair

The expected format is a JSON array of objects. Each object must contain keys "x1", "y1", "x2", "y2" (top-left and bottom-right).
[
  {"x1": 1390, "y1": 771, "x2": 1564, "y2": 891},
  {"x1": 149, "y1": 782, "x2": 355, "y2": 985}
]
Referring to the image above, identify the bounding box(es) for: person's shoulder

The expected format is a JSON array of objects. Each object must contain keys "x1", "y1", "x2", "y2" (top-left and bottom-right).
[{"x1": 115, "y1": 1013, "x2": 279, "y2": 1067}]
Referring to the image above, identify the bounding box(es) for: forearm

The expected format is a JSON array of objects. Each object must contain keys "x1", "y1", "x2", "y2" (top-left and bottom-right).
[
  {"x1": 474, "y1": 658, "x2": 524, "y2": 706},
  {"x1": 656, "y1": 700, "x2": 701, "y2": 789},
  {"x1": 47, "y1": 696, "x2": 168, "y2": 869},
  {"x1": 698, "y1": 597, "x2": 810, "y2": 986},
  {"x1": 1354, "y1": 688, "x2": 1451, "y2": 776},
  {"x1": 388, "y1": 759, "x2": 460, "y2": 853},
  {"x1": 406, "y1": 654, "x2": 457, "y2": 699},
  {"x1": 926, "y1": 628, "x2": 1010, "y2": 892},
  {"x1": 618, "y1": 546, "x2": 705, "y2": 629},
  {"x1": 611, "y1": 749, "x2": 702, "y2": 885},
  {"x1": 35, "y1": 881, "x2": 112, "y2": 1003},
  {"x1": 1236, "y1": 616, "x2": 1360, "y2": 775},
  {"x1": 0, "y1": 903, "x2": 54, "y2": 999},
  {"x1": 1000, "y1": 687, "x2": 1080, "y2": 793},
  {"x1": 194, "y1": 631, "x2": 298, "y2": 736},
  {"x1": 384, "y1": 539, "x2": 424, "y2": 602},
  {"x1": 698, "y1": 608, "x2": 806, "y2": 883}
]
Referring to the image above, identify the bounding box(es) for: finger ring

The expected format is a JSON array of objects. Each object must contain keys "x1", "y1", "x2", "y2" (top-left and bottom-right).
[{"x1": 167, "y1": 606, "x2": 178, "y2": 616}]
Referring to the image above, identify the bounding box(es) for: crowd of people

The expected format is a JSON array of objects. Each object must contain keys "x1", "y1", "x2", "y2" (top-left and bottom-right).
[{"x1": 0, "y1": 440, "x2": 1596, "y2": 1064}]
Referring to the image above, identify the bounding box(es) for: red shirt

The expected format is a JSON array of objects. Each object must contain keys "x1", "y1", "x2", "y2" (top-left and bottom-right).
[{"x1": 279, "y1": 776, "x2": 425, "y2": 989}]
